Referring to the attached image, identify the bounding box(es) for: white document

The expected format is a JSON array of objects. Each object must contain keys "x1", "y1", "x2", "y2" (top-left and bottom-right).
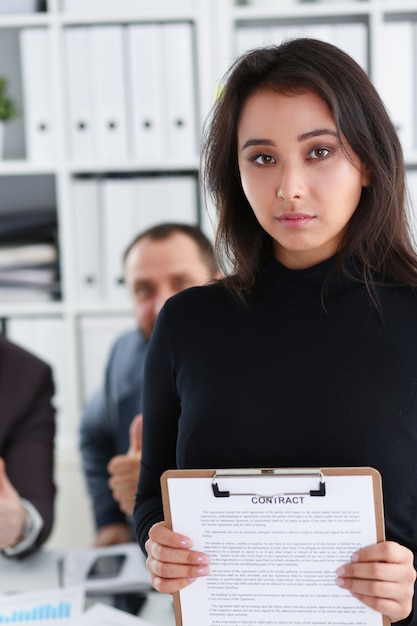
[
  {"x1": 90, "y1": 25, "x2": 128, "y2": 160},
  {"x1": 126, "y1": 23, "x2": 165, "y2": 163},
  {"x1": 19, "y1": 28, "x2": 55, "y2": 162},
  {"x1": 61, "y1": 542, "x2": 151, "y2": 595},
  {"x1": 78, "y1": 314, "x2": 135, "y2": 402},
  {"x1": 72, "y1": 177, "x2": 102, "y2": 302},
  {"x1": 63, "y1": 27, "x2": 95, "y2": 160},
  {"x1": 0, "y1": 586, "x2": 84, "y2": 624},
  {"x1": 379, "y1": 20, "x2": 414, "y2": 155},
  {"x1": 162, "y1": 23, "x2": 197, "y2": 161},
  {"x1": 164, "y1": 470, "x2": 385, "y2": 626},
  {"x1": 78, "y1": 602, "x2": 154, "y2": 626}
]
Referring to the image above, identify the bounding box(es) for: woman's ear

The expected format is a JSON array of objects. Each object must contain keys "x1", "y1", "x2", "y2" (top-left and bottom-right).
[{"x1": 361, "y1": 163, "x2": 372, "y2": 188}]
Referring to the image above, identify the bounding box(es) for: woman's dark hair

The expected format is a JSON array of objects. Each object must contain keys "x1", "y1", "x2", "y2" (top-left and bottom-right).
[{"x1": 202, "y1": 37, "x2": 417, "y2": 302}]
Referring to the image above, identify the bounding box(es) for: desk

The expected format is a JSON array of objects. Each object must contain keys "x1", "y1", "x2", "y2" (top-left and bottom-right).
[{"x1": 0, "y1": 549, "x2": 175, "y2": 625}]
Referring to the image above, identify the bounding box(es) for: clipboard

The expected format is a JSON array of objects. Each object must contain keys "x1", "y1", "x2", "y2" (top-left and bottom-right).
[{"x1": 161, "y1": 467, "x2": 387, "y2": 626}]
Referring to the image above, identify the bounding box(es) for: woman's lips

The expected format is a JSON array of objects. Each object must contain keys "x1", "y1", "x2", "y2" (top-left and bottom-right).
[{"x1": 277, "y1": 213, "x2": 315, "y2": 227}]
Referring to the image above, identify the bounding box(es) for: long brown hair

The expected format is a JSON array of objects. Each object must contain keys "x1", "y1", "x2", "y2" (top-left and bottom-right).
[{"x1": 202, "y1": 37, "x2": 417, "y2": 302}]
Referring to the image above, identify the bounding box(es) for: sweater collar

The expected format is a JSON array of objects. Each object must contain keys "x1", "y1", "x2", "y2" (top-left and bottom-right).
[{"x1": 257, "y1": 254, "x2": 362, "y2": 303}]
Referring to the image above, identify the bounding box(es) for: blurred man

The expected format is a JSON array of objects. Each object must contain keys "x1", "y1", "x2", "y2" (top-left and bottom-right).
[
  {"x1": 0, "y1": 335, "x2": 55, "y2": 558},
  {"x1": 80, "y1": 223, "x2": 218, "y2": 548}
]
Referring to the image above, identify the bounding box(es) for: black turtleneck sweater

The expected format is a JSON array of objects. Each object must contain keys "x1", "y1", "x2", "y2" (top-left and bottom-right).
[{"x1": 134, "y1": 256, "x2": 417, "y2": 586}]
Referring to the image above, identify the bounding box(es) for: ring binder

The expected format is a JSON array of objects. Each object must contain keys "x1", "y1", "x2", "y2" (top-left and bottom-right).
[{"x1": 211, "y1": 468, "x2": 326, "y2": 498}]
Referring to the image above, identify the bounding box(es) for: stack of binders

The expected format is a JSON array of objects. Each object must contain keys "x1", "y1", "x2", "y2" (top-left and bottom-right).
[{"x1": 0, "y1": 207, "x2": 60, "y2": 302}]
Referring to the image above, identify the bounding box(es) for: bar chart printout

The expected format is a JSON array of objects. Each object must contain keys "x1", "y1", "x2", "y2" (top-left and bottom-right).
[{"x1": 0, "y1": 587, "x2": 84, "y2": 624}]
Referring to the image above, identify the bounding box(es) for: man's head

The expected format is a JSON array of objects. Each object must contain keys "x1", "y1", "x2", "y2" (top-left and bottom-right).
[{"x1": 123, "y1": 223, "x2": 218, "y2": 340}]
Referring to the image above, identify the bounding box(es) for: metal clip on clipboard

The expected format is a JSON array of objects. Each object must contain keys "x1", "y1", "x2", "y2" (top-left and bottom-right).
[{"x1": 211, "y1": 468, "x2": 326, "y2": 498}]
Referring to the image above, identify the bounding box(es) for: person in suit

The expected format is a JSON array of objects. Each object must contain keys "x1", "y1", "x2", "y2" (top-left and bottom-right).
[
  {"x1": 80, "y1": 222, "x2": 218, "y2": 549},
  {"x1": 0, "y1": 334, "x2": 55, "y2": 558}
]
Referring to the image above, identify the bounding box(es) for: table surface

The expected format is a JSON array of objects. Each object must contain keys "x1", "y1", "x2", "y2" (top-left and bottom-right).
[{"x1": 0, "y1": 549, "x2": 176, "y2": 625}]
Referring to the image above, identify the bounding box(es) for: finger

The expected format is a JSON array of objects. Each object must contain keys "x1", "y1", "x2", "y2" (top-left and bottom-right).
[
  {"x1": 148, "y1": 520, "x2": 194, "y2": 549},
  {"x1": 146, "y1": 545, "x2": 210, "y2": 582},
  {"x1": 128, "y1": 414, "x2": 143, "y2": 455}
]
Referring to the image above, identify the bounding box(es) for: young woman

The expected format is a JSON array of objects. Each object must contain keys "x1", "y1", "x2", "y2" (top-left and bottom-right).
[{"x1": 133, "y1": 38, "x2": 417, "y2": 623}]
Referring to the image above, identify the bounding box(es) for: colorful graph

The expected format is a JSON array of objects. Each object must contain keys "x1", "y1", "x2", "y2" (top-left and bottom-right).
[{"x1": 0, "y1": 602, "x2": 71, "y2": 622}]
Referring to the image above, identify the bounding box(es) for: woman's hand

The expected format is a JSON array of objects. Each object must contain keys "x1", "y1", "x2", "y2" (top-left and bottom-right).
[
  {"x1": 145, "y1": 521, "x2": 211, "y2": 594},
  {"x1": 335, "y1": 541, "x2": 416, "y2": 622}
]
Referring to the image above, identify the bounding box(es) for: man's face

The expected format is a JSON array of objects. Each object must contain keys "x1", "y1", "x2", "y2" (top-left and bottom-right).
[{"x1": 124, "y1": 232, "x2": 214, "y2": 340}]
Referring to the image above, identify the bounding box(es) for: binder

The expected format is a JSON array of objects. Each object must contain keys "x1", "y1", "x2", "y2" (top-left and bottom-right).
[
  {"x1": 100, "y1": 176, "x2": 136, "y2": 303},
  {"x1": 133, "y1": 174, "x2": 198, "y2": 233},
  {"x1": 162, "y1": 466, "x2": 387, "y2": 626},
  {"x1": 72, "y1": 177, "x2": 102, "y2": 302},
  {"x1": 63, "y1": 27, "x2": 95, "y2": 161},
  {"x1": 19, "y1": 28, "x2": 55, "y2": 162},
  {"x1": 126, "y1": 23, "x2": 165, "y2": 163},
  {"x1": 90, "y1": 25, "x2": 129, "y2": 160},
  {"x1": 162, "y1": 22, "x2": 198, "y2": 161},
  {"x1": 379, "y1": 20, "x2": 414, "y2": 155}
]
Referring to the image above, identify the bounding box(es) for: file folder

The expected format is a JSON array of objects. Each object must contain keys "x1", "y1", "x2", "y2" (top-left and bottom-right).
[
  {"x1": 19, "y1": 28, "x2": 55, "y2": 162},
  {"x1": 90, "y1": 25, "x2": 129, "y2": 160},
  {"x1": 100, "y1": 176, "x2": 137, "y2": 303},
  {"x1": 134, "y1": 174, "x2": 198, "y2": 233},
  {"x1": 162, "y1": 22, "x2": 198, "y2": 161},
  {"x1": 72, "y1": 177, "x2": 102, "y2": 302},
  {"x1": 126, "y1": 23, "x2": 165, "y2": 163},
  {"x1": 162, "y1": 467, "x2": 387, "y2": 626},
  {"x1": 63, "y1": 27, "x2": 95, "y2": 161}
]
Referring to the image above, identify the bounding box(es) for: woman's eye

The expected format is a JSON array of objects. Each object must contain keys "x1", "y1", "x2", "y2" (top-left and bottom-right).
[
  {"x1": 253, "y1": 154, "x2": 276, "y2": 165},
  {"x1": 309, "y1": 147, "x2": 330, "y2": 159}
]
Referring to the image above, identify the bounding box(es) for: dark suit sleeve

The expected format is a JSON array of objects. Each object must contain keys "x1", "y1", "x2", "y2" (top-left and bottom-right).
[
  {"x1": 0, "y1": 338, "x2": 56, "y2": 555},
  {"x1": 79, "y1": 386, "x2": 127, "y2": 530}
]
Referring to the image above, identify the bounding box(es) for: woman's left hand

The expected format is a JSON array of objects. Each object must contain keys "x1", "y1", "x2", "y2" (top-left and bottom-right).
[{"x1": 336, "y1": 541, "x2": 416, "y2": 623}]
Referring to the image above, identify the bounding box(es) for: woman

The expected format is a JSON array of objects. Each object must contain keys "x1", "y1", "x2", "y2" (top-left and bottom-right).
[{"x1": 134, "y1": 38, "x2": 417, "y2": 623}]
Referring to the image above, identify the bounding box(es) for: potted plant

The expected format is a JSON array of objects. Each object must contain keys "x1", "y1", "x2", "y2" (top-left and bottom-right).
[{"x1": 0, "y1": 77, "x2": 17, "y2": 158}]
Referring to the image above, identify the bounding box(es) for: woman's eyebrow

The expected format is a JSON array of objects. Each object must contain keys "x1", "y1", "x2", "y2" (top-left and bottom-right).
[
  {"x1": 297, "y1": 128, "x2": 338, "y2": 142},
  {"x1": 241, "y1": 138, "x2": 276, "y2": 150}
]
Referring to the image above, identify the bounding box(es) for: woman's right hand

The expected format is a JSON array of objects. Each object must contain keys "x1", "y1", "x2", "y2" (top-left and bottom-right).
[{"x1": 145, "y1": 520, "x2": 211, "y2": 593}]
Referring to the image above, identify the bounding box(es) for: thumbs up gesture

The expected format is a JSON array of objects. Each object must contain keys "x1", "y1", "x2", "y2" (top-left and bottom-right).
[
  {"x1": 0, "y1": 457, "x2": 27, "y2": 549},
  {"x1": 107, "y1": 414, "x2": 143, "y2": 516}
]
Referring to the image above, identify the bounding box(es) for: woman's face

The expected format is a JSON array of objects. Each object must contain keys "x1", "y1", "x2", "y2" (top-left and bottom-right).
[{"x1": 237, "y1": 89, "x2": 370, "y2": 269}]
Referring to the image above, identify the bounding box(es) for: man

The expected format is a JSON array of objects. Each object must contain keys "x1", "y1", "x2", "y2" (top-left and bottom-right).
[
  {"x1": 0, "y1": 335, "x2": 55, "y2": 558},
  {"x1": 80, "y1": 223, "x2": 218, "y2": 548}
]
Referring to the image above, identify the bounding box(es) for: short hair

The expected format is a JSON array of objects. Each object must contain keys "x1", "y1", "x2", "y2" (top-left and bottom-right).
[
  {"x1": 202, "y1": 37, "x2": 417, "y2": 302},
  {"x1": 123, "y1": 222, "x2": 218, "y2": 276}
]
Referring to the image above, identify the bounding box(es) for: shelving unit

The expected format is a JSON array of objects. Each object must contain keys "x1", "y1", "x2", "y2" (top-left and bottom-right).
[{"x1": 1, "y1": 0, "x2": 416, "y2": 548}]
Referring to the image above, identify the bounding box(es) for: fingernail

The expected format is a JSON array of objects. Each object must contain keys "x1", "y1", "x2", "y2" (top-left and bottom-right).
[
  {"x1": 180, "y1": 539, "x2": 192, "y2": 548},
  {"x1": 335, "y1": 577, "x2": 345, "y2": 587},
  {"x1": 196, "y1": 555, "x2": 210, "y2": 565},
  {"x1": 196, "y1": 566, "x2": 210, "y2": 576},
  {"x1": 336, "y1": 566, "x2": 345, "y2": 576},
  {"x1": 350, "y1": 552, "x2": 359, "y2": 562}
]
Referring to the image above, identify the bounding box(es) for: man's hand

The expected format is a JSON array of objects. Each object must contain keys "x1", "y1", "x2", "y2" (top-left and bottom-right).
[
  {"x1": 94, "y1": 522, "x2": 133, "y2": 547},
  {"x1": 0, "y1": 457, "x2": 27, "y2": 549},
  {"x1": 107, "y1": 414, "x2": 142, "y2": 516}
]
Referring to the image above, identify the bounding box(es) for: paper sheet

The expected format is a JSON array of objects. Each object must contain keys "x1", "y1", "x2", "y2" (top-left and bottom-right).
[
  {"x1": 166, "y1": 472, "x2": 384, "y2": 626},
  {"x1": 0, "y1": 586, "x2": 84, "y2": 624}
]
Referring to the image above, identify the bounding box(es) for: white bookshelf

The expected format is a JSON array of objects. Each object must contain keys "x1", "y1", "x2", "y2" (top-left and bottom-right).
[{"x1": 1, "y1": 0, "x2": 416, "y2": 548}]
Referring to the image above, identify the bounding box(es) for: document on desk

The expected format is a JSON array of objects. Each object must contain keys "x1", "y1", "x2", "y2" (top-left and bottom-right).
[
  {"x1": 161, "y1": 467, "x2": 387, "y2": 626},
  {"x1": 0, "y1": 586, "x2": 84, "y2": 624}
]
